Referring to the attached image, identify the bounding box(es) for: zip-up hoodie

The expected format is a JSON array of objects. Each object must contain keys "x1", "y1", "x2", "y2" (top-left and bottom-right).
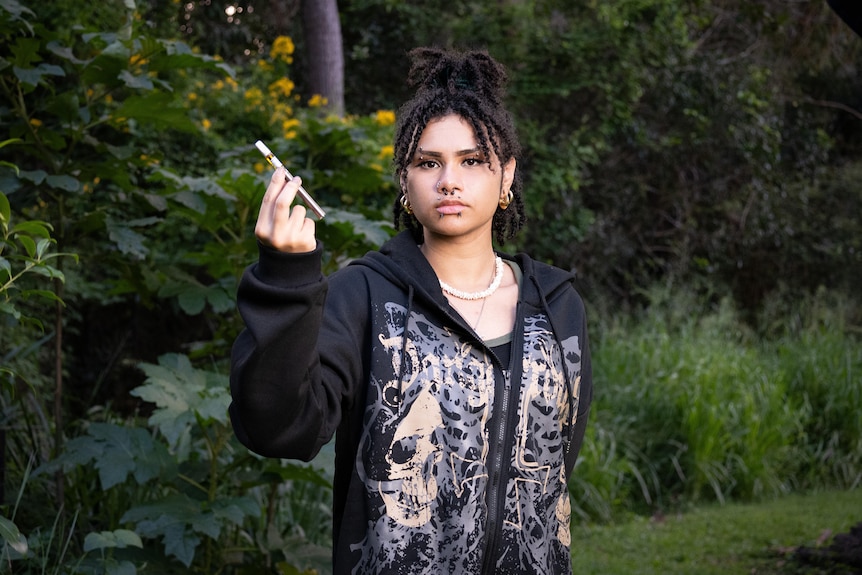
[{"x1": 230, "y1": 230, "x2": 592, "y2": 574}]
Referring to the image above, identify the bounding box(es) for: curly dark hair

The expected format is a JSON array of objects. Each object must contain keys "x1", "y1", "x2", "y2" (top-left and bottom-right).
[{"x1": 391, "y1": 47, "x2": 526, "y2": 245}]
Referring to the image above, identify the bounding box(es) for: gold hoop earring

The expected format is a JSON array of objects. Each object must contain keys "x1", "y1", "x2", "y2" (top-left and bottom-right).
[
  {"x1": 499, "y1": 189, "x2": 513, "y2": 210},
  {"x1": 400, "y1": 193, "x2": 413, "y2": 214}
]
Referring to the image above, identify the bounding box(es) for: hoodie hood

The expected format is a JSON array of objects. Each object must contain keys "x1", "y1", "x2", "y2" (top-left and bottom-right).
[{"x1": 347, "y1": 230, "x2": 577, "y2": 313}]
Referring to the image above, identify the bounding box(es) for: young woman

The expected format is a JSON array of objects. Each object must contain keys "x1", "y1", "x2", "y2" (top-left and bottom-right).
[{"x1": 230, "y1": 47, "x2": 592, "y2": 574}]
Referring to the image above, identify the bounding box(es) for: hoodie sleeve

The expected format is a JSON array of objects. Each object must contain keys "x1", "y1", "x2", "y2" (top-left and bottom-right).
[{"x1": 229, "y1": 242, "x2": 368, "y2": 461}]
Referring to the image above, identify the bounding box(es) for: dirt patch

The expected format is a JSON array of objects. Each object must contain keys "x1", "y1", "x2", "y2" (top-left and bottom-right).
[{"x1": 792, "y1": 521, "x2": 862, "y2": 574}]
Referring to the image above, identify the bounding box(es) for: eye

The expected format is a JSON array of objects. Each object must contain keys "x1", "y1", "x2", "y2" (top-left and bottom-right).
[
  {"x1": 463, "y1": 155, "x2": 489, "y2": 167},
  {"x1": 416, "y1": 158, "x2": 439, "y2": 169}
]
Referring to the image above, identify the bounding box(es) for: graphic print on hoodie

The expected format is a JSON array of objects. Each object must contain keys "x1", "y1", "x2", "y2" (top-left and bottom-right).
[{"x1": 351, "y1": 300, "x2": 583, "y2": 574}]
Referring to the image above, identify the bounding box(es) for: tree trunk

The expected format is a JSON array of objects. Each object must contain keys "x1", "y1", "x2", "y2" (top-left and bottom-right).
[{"x1": 301, "y1": 0, "x2": 345, "y2": 116}]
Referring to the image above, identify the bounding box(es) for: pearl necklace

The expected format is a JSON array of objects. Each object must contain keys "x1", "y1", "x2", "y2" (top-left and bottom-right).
[{"x1": 439, "y1": 256, "x2": 504, "y2": 300}]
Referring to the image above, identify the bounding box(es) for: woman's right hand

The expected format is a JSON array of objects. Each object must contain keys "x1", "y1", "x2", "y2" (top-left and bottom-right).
[{"x1": 255, "y1": 168, "x2": 317, "y2": 253}]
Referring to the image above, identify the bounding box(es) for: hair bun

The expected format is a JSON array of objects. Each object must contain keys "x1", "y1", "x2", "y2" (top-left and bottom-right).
[{"x1": 406, "y1": 47, "x2": 508, "y2": 106}]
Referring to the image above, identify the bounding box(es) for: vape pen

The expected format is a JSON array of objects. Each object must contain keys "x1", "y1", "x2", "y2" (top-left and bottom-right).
[{"x1": 254, "y1": 140, "x2": 326, "y2": 219}]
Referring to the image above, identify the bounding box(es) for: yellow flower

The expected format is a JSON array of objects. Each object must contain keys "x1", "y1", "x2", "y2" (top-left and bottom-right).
[
  {"x1": 308, "y1": 94, "x2": 329, "y2": 108},
  {"x1": 270, "y1": 36, "x2": 295, "y2": 63},
  {"x1": 374, "y1": 110, "x2": 396, "y2": 126},
  {"x1": 129, "y1": 54, "x2": 148, "y2": 67},
  {"x1": 253, "y1": 162, "x2": 265, "y2": 174},
  {"x1": 379, "y1": 145, "x2": 394, "y2": 159},
  {"x1": 268, "y1": 77, "x2": 295, "y2": 98},
  {"x1": 202, "y1": 118, "x2": 212, "y2": 131},
  {"x1": 225, "y1": 76, "x2": 238, "y2": 90},
  {"x1": 188, "y1": 92, "x2": 198, "y2": 101},
  {"x1": 282, "y1": 118, "x2": 300, "y2": 140},
  {"x1": 257, "y1": 59, "x2": 274, "y2": 72},
  {"x1": 244, "y1": 87, "x2": 264, "y2": 108},
  {"x1": 29, "y1": 118, "x2": 42, "y2": 127},
  {"x1": 213, "y1": 79, "x2": 225, "y2": 91}
]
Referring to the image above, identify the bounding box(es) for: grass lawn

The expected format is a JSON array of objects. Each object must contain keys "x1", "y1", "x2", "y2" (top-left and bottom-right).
[{"x1": 570, "y1": 488, "x2": 862, "y2": 574}]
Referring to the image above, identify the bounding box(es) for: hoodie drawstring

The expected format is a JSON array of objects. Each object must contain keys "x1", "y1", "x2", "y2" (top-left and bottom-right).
[
  {"x1": 529, "y1": 275, "x2": 577, "y2": 460},
  {"x1": 398, "y1": 284, "x2": 415, "y2": 401}
]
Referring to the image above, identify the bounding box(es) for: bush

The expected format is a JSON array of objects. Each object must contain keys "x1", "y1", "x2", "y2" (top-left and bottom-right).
[{"x1": 572, "y1": 288, "x2": 861, "y2": 522}]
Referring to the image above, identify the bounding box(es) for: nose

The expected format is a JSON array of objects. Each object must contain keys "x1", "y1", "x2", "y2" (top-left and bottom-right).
[{"x1": 436, "y1": 167, "x2": 462, "y2": 195}]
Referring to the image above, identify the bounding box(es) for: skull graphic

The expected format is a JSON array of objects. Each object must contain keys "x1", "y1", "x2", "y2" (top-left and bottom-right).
[{"x1": 376, "y1": 386, "x2": 443, "y2": 527}]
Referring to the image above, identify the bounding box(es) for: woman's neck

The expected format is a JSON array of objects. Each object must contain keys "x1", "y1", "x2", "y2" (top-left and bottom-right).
[{"x1": 419, "y1": 237, "x2": 498, "y2": 293}]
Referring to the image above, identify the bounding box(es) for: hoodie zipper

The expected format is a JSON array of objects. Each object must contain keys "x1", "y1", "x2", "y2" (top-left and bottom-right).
[{"x1": 479, "y1": 304, "x2": 524, "y2": 574}]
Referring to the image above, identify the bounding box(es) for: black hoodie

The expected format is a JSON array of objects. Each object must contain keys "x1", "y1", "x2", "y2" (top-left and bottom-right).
[{"x1": 230, "y1": 230, "x2": 592, "y2": 574}]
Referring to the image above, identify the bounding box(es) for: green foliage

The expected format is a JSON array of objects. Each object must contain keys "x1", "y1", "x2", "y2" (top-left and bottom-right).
[
  {"x1": 2, "y1": 0, "x2": 861, "y2": 572},
  {"x1": 573, "y1": 288, "x2": 861, "y2": 522},
  {"x1": 343, "y1": 0, "x2": 862, "y2": 309},
  {"x1": 0, "y1": 141, "x2": 76, "y2": 331},
  {"x1": 0, "y1": 2, "x2": 389, "y2": 573},
  {"x1": 0, "y1": 515, "x2": 29, "y2": 558},
  {"x1": 21, "y1": 354, "x2": 332, "y2": 574}
]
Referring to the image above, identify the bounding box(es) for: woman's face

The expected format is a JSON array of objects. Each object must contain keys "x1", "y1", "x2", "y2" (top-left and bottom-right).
[{"x1": 402, "y1": 114, "x2": 515, "y2": 243}]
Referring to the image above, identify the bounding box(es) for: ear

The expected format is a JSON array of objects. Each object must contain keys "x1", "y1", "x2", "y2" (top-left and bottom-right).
[{"x1": 501, "y1": 157, "x2": 516, "y2": 197}]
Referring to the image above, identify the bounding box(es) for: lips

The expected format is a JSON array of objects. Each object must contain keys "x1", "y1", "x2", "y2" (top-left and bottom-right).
[{"x1": 436, "y1": 199, "x2": 465, "y2": 215}]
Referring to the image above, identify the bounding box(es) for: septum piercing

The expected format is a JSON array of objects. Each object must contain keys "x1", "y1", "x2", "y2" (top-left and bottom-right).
[{"x1": 436, "y1": 180, "x2": 455, "y2": 196}]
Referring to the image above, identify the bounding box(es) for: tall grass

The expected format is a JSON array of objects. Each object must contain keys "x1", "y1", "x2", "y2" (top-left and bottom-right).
[{"x1": 570, "y1": 287, "x2": 862, "y2": 522}]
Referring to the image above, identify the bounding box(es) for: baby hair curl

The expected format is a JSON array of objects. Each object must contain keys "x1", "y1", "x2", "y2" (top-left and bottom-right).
[{"x1": 392, "y1": 47, "x2": 526, "y2": 245}]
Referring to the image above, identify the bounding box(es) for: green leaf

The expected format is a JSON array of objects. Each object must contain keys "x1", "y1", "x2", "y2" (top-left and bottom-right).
[
  {"x1": 46, "y1": 40, "x2": 90, "y2": 65},
  {"x1": 0, "y1": 301, "x2": 22, "y2": 320},
  {"x1": 17, "y1": 234, "x2": 35, "y2": 257},
  {"x1": 170, "y1": 190, "x2": 207, "y2": 214},
  {"x1": 114, "y1": 93, "x2": 197, "y2": 133},
  {"x1": 131, "y1": 514, "x2": 200, "y2": 567},
  {"x1": 83, "y1": 529, "x2": 143, "y2": 552},
  {"x1": 0, "y1": 515, "x2": 28, "y2": 555},
  {"x1": 206, "y1": 285, "x2": 234, "y2": 313},
  {"x1": 121, "y1": 494, "x2": 215, "y2": 567},
  {"x1": 10, "y1": 37, "x2": 39, "y2": 68},
  {"x1": 89, "y1": 423, "x2": 174, "y2": 488},
  {"x1": 0, "y1": 191, "x2": 10, "y2": 224},
  {"x1": 13, "y1": 63, "x2": 65, "y2": 87},
  {"x1": 106, "y1": 220, "x2": 149, "y2": 259},
  {"x1": 17, "y1": 169, "x2": 47, "y2": 185},
  {"x1": 34, "y1": 237, "x2": 54, "y2": 257},
  {"x1": 12, "y1": 220, "x2": 52, "y2": 238},
  {"x1": 132, "y1": 354, "x2": 231, "y2": 449},
  {"x1": 0, "y1": 0, "x2": 35, "y2": 23},
  {"x1": 119, "y1": 69, "x2": 154, "y2": 90},
  {"x1": 36, "y1": 423, "x2": 175, "y2": 489},
  {"x1": 45, "y1": 174, "x2": 80, "y2": 192},
  {"x1": 19, "y1": 288, "x2": 64, "y2": 302},
  {"x1": 154, "y1": 40, "x2": 235, "y2": 76},
  {"x1": 177, "y1": 288, "x2": 206, "y2": 315},
  {"x1": 211, "y1": 496, "x2": 261, "y2": 525}
]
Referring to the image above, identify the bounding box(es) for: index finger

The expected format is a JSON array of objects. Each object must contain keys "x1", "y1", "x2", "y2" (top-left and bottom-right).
[{"x1": 259, "y1": 167, "x2": 298, "y2": 220}]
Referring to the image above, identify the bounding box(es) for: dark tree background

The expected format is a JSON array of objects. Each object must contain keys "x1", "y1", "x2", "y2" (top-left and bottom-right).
[{"x1": 131, "y1": 0, "x2": 862, "y2": 316}]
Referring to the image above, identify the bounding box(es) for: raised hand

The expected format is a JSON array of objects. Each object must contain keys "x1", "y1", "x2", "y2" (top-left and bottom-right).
[{"x1": 255, "y1": 168, "x2": 317, "y2": 253}]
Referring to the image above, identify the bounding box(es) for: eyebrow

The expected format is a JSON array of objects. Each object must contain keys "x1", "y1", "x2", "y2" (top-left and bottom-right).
[{"x1": 417, "y1": 146, "x2": 482, "y2": 157}]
